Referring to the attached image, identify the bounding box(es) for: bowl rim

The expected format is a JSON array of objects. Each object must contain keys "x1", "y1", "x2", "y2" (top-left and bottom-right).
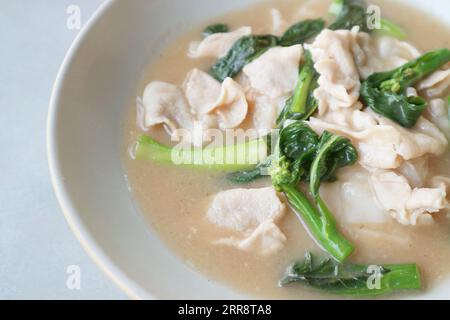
[{"x1": 47, "y1": 0, "x2": 149, "y2": 300}]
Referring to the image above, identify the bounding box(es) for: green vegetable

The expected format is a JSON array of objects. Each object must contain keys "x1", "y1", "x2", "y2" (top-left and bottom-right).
[
  {"x1": 279, "y1": 19, "x2": 325, "y2": 47},
  {"x1": 329, "y1": 0, "x2": 369, "y2": 32},
  {"x1": 209, "y1": 19, "x2": 325, "y2": 82},
  {"x1": 226, "y1": 157, "x2": 271, "y2": 184},
  {"x1": 361, "y1": 48, "x2": 450, "y2": 128},
  {"x1": 229, "y1": 122, "x2": 357, "y2": 188},
  {"x1": 281, "y1": 185, "x2": 354, "y2": 262},
  {"x1": 276, "y1": 121, "x2": 319, "y2": 184},
  {"x1": 209, "y1": 35, "x2": 279, "y2": 81},
  {"x1": 202, "y1": 23, "x2": 229, "y2": 37},
  {"x1": 280, "y1": 252, "x2": 421, "y2": 296},
  {"x1": 138, "y1": 122, "x2": 356, "y2": 262},
  {"x1": 267, "y1": 122, "x2": 355, "y2": 262},
  {"x1": 135, "y1": 134, "x2": 268, "y2": 171},
  {"x1": 228, "y1": 121, "x2": 319, "y2": 184},
  {"x1": 309, "y1": 132, "x2": 357, "y2": 198},
  {"x1": 227, "y1": 122, "x2": 357, "y2": 262},
  {"x1": 277, "y1": 51, "x2": 319, "y2": 126}
]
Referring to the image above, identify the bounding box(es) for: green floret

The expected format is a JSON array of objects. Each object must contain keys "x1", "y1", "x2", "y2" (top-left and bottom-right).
[{"x1": 268, "y1": 156, "x2": 294, "y2": 191}]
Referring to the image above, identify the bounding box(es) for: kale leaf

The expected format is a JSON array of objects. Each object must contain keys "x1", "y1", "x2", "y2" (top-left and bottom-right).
[
  {"x1": 309, "y1": 132, "x2": 358, "y2": 197},
  {"x1": 209, "y1": 19, "x2": 324, "y2": 81},
  {"x1": 209, "y1": 35, "x2": 279, "y2": 81},
  {"x1": 279, "y1": 19, "x2": 325, "y2": 46},
  {"x1": 268, "y1": 123, "x2": 357, "y2": 262},
  {"x1": 361, "y1": 48, "x2": 450, "y2": 128},
  {"x1": 329, "y1": 0, "x2": 369, "y2": 32}
]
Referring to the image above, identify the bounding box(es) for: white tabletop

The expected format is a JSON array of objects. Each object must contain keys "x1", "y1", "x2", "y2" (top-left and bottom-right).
[{"x1": 0, "y1": 0, "x2": 127, "y2": 299}]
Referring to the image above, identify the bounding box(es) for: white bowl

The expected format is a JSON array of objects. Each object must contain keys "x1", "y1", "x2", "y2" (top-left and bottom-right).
[{"x1": 48, "y1": 0, "x2": 450, "y2": 299}]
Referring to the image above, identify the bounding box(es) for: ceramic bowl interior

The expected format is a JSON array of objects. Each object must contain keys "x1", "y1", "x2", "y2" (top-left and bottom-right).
[{"x1": 48, "y1": 0, "x2": 450, "y2": 299}]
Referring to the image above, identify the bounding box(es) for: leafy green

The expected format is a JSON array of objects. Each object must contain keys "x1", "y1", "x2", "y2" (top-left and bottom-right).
[
  {"x1": 226, "y1": 157, "x2": 271, "y2": 184},
  {"x1": 361, "y1": 86, "x2": 427, "y2": 128},
  {"x1": 309, "y1": 132, "x2": 357, "y2": 198},
  {"x1": 137, "y1": 121, "x2": 357, "y2": 261},
  {"x1": 135, "y1": 134, "x2": 268, "y2": 171},
  {"x1": 329, "y1": 0, "x2": 369, "y2": 32},
  {"x1": 228, "y1": 122, "x2": 358, "y2": 262},
  {"x1": 279, "y1": 19, "x2": 325, "y2": 47},
  {"x1": 280, "y1": 252, "x2": 421, "y2": 296},
  {"x1": 209, "y1": 19, "x2": 325, "y2": 82},
  {"x1": 276, "y1": 121, "x2": 319, "y2": 183},
  {"x1": 268, "y1": 123, "x2": 318, "y2": 188},
  {"x1": 361, "y1": 48, "x2": 450, "y2": 128},
  {"x1": 230, "y1": 104, "x2": 320, "y2": 184},
  {"x1": 279, "y1": 121, "x2": 319, "y2": 164},
  {"x1": 209, "y1": 35, "x2": 278, "y2": 81},
  {"x1": 202, "y1": 23, "x2": 229, "y2": 37},
  {"x1": 267, "y1": 122, "x2": 356, "y2": 262},
  {"x1": 306, "y1": 132, "x2": 357, "y2": 253},
  {"x1": 229, "y1": 123, "x2": 356, "y2": 187},
  {"x1": 277, "y1": 51, "x2": 319, "y2": 126},
  {"x1": 230, "y1": 122, "x2": 320, "y2": 185}
]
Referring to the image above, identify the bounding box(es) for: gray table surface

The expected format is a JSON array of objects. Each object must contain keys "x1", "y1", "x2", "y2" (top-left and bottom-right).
[{"x1": 0, "y1": 0, "x2": 127, "y2": 299}]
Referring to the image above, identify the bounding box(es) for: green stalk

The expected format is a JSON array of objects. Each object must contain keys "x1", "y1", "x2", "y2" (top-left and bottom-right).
[
  {"x1": 276, "y1": 51, "x2": 319, "y2": 125},
  {"x1": 282, "y1": 184, "x2": 354, "y2": 263},
  {"x1": 281, "y1": 251, "x2": 421, "y2": 296},
  {"x1": 362, "y1": 48, "x2": 450, "y2": 128},
  {"x1": 290, "y1": 57, "x2": 315, "y2": 115},
  {"x1": 135, "y1": 134, "x2": 268, "y2": 171},
  {"x1": 327, "y1": 263, "x2": 422, "y2": 296},
  {"x1": 380, "y1": 48, "x2": 450, "y2": 92},
  {"x1": 375, "y1": 264, "x2": 422, "y2": 294},
  {"x1": 309, "y1": 134, "x2": 341, "y2": 198},
  {"x1": 329, "y1": 0, "x2": 407, "y2": 39}
]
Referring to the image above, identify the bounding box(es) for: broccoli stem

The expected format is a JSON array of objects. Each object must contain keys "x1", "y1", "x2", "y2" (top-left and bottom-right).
[
  {"x1": 281, "y1": 184, "x2": 354, "y2": 263},
  {"x1": 380, "y1": 48, "x2": 450, "y2": 92},
  {"x1": 135, "y1": 134, "x2": 268, "y2": 171},
  {"x1": 373, "y1": 264, "x2": 422, "y2": 295},
  {"x1": 361, "y1": 48, "x2": 450, "y2": 128},
  {"x1": 290, "y1": 54, "x2": 315, "y2": 115},
  {"x1": 277, "y1": 51, "x2": 319, "y2": 125},
  {"x1": 281, "y1": 251, "x2": 421, "y2": 296},
  {"x1": 330, "y1": 263, "x2": 421, "y2": 296}
]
